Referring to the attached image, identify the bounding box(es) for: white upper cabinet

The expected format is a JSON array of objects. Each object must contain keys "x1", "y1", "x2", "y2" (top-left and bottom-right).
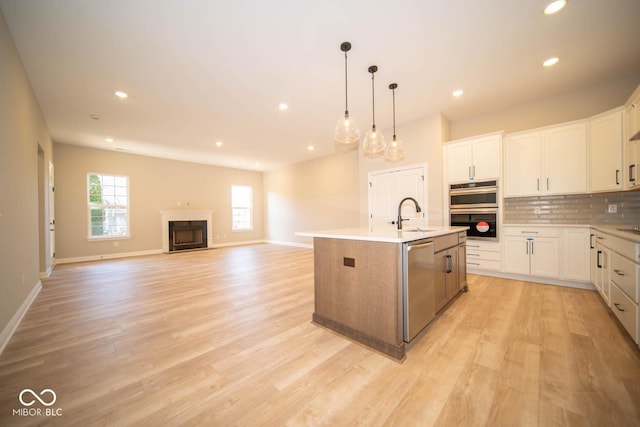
[
  {"x1": 444, "y1": 133, "x2": 501, "y2": 183},
  {"x1": 504, "y1": 121, "x2": 587, "y2": 197},
  {"x1": 625, "y1": 86, "x2": 640, "y2": 189},
  {"x1": 589, "y1": 109, "x2": 624, "y2": 192}
]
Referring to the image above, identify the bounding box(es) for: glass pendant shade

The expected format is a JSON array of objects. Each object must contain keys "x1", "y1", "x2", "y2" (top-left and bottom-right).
[
  {"x1": 335, "y1": 113, "x2": 360, "y2": 145},
  {"x1": 362, "y1": 126, "x2": 386, "y2": 157},
  {"x1": 385, "y1": 136, "x2": 405, "y2": 161}
]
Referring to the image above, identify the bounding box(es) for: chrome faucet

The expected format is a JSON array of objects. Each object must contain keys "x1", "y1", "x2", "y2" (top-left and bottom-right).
[{"x1": 396, "y1": 197, "x2": 422, "y2": 230}]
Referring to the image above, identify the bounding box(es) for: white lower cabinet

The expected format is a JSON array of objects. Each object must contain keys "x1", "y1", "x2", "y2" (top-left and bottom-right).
[
  {"x1": 594, "y1": 241, "x2": 610, "y2": 305},
  {"x1": 562, "y1": 228, "x2": 591, "y2": 282},
  {"x1": 503, "y1": 226, "x2": 591, "y2": 283},
  {"x1": 590, "y1": 228, "x2": 640, "y2": 345},
  {"x1": 503, "y1": 227, "x2": 559, "y2": 278},
  {"x1": 465, "y1": 240, "x2": 501, "y2": 271}
]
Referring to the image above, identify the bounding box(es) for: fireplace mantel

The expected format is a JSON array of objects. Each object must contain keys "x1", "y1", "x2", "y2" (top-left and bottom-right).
[{"x1": 160, "y1": 210, "x2": 215, "y2": 253}]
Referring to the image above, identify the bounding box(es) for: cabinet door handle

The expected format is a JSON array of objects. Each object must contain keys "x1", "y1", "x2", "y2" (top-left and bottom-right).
[
  {"x1": 537, "y1": 178, "x2": 540, "y2": 191},
  {"x1": 614, "y1": 302, "x2": 626, "y2": 312},
  {"x1": 630, "y1": 164, "x2": 636, "y2": 182},
  {"x1": 546, "y1": 177, "x2": 550, "y2": 191},
  {"x1": 446, "y1": 254, "x2": 453, "y2": 273},
  {"x1": 590, "y1": 233, "x2": 595, "y2": 249},
  {"x1": 472, "y1": 165, "x2": 476, "y2": 178},
  {"x1": 525, "y1": 241, "x2": 529, "y2": 254},
  {"x1": 531, "y1": 241, "x2": 534, "y2": 255},
  {"x1": 616, "y1": 169, "x2": 620, "y2": 185},
  {"x1": 614, "y1": 269, "x2": 625, "y2": 276},
  {"x1": 469, "y1": 166, "x2": 472, "y2": 179},
  {"x1": 596, "y1": 250, "x2": 602, "y2": 268}
]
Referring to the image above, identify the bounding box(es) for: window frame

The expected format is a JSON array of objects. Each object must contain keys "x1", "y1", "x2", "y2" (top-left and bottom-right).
[
  {"x1": 86, "y1": 172, "x2": 131, "y2": 240},
  {"x1": 231, "y1": 185, "x2": 253, "y2": 232}
]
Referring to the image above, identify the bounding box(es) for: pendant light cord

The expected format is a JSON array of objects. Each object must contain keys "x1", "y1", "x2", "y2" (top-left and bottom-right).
[
  {"x1": 392, "y1": 87, "x2": 396, "y2": 139},
  {"x1": 344, "y1": 51, "x2": 349, "y2": 115},
  {"x1": 370, "y1": 69, "x2": 376, "y2": 129}
]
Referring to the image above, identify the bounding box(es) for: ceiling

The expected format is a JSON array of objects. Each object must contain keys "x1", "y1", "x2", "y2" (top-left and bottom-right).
[{"x1": 2, "y1": 0, "x2": 640, "y2": 171}]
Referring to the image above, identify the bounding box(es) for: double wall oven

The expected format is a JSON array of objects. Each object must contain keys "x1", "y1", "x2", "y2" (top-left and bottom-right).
[{"x1": 449, "y1": 180, "x2": 498, "y2": 240}]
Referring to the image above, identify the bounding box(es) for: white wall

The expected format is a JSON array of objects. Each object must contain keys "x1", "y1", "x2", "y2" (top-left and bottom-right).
[
  {"x1": 0, "y1": 9, "x2": 53, "y2": 346},
  {"x1": 264, "y1": 150, "x2": 360, "y2": 246}
]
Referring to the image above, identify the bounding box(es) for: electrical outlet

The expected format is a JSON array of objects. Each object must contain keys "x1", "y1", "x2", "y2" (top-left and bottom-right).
[{"x1": 608, "y1": 204, "x2": 618, "y2": 213}]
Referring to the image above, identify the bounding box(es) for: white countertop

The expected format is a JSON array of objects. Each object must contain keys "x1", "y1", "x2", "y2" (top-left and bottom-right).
[{"x1": 296, "y1": 226, "x2": 469, "y2": 243}]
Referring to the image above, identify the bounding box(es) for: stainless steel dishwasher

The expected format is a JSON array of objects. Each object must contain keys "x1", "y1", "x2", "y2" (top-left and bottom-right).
[{"x1": 403, "y1": 239, "x2": 436, "y2": 342}]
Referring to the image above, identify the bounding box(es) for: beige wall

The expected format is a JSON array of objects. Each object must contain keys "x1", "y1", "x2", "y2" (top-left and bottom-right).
[
  {"x1": 450, "y1": 74, "x2": 640, "y2": 140},
  {"x1": 358, "y1": 112, "x2": 451, "y2": 227},
  {"x1": 53, "y1": 144, "x2": 264, "y2": 260},
  {"x1": 263, "y1": 150, "x2": 360, "y2": 246},
  {"x1": 0, "y1": 9, "x2": 53, "y2": 340}
]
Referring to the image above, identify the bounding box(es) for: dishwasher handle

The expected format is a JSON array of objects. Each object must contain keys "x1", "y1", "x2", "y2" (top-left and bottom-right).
[{"x1": 407, "y1": 241, "x2": 434, "y2": 251}]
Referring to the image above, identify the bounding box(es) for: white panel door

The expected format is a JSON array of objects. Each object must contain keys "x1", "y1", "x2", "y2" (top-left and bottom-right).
[
  {"x1": 369, "y1": 172, "x2": 395, "y2": 227},
  {"x1": 396, "y1": 167, "x2": 425, "y2": 225},
  {"x1": 368, "y1": 165, "x2": 426, "y2": 227}
]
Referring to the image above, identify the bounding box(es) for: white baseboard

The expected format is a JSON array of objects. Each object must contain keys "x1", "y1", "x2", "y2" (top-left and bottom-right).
[
  {"x1": 468, "y1": 268, "x2": 595, "y2": 290},
  {"x1": 0, "y1": 281, "x2": 42, "y2": 355},
  {"x1": 265, "y1": 240, "x2": 313, "y2": 249},
  {"x1": 57, "y1": 249, "x2": 163, "y2": 264},
  {"x1": 211, "y1": 240, "x2": 266, "y2": 249}
]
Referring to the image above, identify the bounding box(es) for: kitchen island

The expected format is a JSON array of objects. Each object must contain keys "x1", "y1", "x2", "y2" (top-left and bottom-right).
[{"x1": 297, "y1": 226, "x2": 468, "y2": 361}]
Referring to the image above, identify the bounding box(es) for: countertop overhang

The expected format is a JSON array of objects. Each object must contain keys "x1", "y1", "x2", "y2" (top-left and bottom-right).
[{"x1": 296, "y1": 226, "x2": 469, "y2": 243}]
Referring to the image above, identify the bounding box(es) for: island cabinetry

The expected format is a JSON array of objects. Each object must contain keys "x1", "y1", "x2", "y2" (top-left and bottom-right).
[
  {"x1": 434, "y1": 233, "x2": 462, "y2": 311},
  {"x1": 312, "y1": 237, "x2": 404, "y2": 359}
]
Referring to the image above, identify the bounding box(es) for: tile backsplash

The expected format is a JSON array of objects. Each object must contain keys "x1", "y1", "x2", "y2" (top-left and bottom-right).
[{"x1": 504, "y1": 191, "x2": 640, "y2": 225}]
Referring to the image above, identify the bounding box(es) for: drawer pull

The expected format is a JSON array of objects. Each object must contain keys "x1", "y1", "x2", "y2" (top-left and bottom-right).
[
  {"x1": 614, "y1": 302, "x2": 626, "y2": 312},
  {"x1": 467, "y1": 253, "x2": 481, "y2": 256},
  {"x1": 467, "y1": 262, "x2": 481, "y2": 266},
  {"x1": 613, "y1": 269, "x2": 625, "y2": 276}
]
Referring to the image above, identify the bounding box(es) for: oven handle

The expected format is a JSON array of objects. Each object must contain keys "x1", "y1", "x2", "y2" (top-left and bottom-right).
[
  {"x1": 449, "y1": 187, "x2": 498, "y2": 196},
  {"x1": 450, "y1": 208, "x2": 498, "y2": 214}
]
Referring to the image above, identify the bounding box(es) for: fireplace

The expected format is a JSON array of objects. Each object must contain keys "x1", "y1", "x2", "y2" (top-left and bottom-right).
[
  {"x1": 160, "y1": 210, "x2": 215, "y2": 253},
  {"x1": 169, "y1": 220, "x2": 207, "y2": 252}
]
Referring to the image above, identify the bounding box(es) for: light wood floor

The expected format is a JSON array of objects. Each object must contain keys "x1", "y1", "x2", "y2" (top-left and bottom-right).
[{"x1": 1, "y1": 244, "x2": 639, "y2": 426}]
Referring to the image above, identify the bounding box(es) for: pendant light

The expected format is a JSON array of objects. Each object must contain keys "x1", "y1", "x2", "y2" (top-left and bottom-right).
[
  {"x1": 385, "y1": 83, "x2": 405, "y2": 162},
  {"x1": 362, "y1": 65, "x2": 386, "y2": 157},
  {"x1": 334, "y1": 42, "x2": 360, "y2": 146}
]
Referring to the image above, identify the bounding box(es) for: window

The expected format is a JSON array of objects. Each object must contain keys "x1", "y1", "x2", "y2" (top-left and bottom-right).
[
  {"x1": 231, "y1": 185, "x2": 253, "y2": 231},
  {"x1": 87, "y1": 173, "x2": 130, "y2": 238}
]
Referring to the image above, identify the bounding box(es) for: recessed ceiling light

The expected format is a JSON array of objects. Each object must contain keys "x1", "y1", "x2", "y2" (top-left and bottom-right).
[
  {"x1": 452, "y1": 89, "x2": 464, "y2": 97},
  {"x1": 544, "y1": 0, "x2": 567, "y2": 15},
  {"x1": 114, "y1": 91, "x2": 128, "y2": 99},
  {"x1": 543, "y1": 57, "x2": 560, "y2": 67},
  {"x1": 255, "y1": 162, "x2": 260, "y2": 167},
  {"x1": 307, "y1": 145, "x2": 315, "y2": 151},
  {"x1": 105, "y1": 138, "x2": 114, "y2": 143},
  {"x1": 278, "y1": 103, "x2": 289, "y2": 111},
  {"x1": 90, "y1": 114, "x2": 100, "y2": 120},
  {"x1": 215, "y1": 141, "x2": 223, "y2": 147}
]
